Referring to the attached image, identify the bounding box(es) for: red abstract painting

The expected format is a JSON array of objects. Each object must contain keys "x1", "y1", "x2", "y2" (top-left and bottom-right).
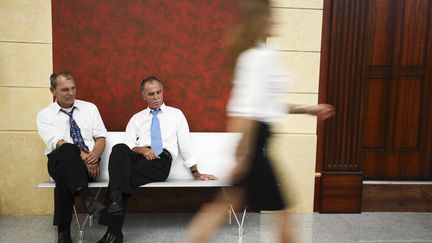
[{"x1": 52, "y1": 0, "x2": 238, "y2": 131}]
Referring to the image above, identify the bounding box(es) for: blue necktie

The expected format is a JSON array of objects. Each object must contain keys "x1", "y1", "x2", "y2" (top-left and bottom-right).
[
  {"x1": 150, "y1": 109, "x2": 163, "y2": 155},
  {"x1": 60, "y1": 107, "x2": 90, "y2": 152}
]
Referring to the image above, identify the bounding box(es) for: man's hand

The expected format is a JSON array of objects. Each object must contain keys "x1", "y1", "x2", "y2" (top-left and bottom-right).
[
  {"x1": 192, "y1": 172, "x2": 217, "y2": 181},
  {"x1": 86, "y1": 163, "x2": 99, "y2": 179},
  {"x1": 56, "y1": 139, "x2": 67, "y2": 148},
  {"x1": 133, "y1": 147, "x2": 160, "y2": 160},
  {"x1": 81, "y1": 151, "x2": 99, "y2": 164}
]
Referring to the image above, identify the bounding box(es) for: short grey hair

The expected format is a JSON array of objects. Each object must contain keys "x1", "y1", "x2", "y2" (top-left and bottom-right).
[{"x1": 50, "y1": 71, "x2": 74, "y2": 88}]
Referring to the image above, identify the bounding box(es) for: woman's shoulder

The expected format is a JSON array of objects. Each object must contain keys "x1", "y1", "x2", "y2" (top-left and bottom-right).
[{"x1": 238, "y1": 44, "x2": 277, "y2": 64}]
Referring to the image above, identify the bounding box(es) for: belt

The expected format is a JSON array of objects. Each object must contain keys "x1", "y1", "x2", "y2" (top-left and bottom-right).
[{"x1": 160, "y1": 149, "x2": 173, "y2": 162}]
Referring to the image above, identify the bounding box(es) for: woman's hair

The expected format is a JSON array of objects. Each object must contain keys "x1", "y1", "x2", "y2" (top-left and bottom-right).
[{"x1": 224, "y1": 0, "x2": 271, "y2": 68}]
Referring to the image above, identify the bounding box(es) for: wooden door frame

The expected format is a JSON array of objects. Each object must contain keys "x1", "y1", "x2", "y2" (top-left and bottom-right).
[
  {"x1": 315, "y1": 0, "x2": 366, "y2": 212},
  {"x1": 314, "y1": 0, "x2": 333, "y2": 212}
]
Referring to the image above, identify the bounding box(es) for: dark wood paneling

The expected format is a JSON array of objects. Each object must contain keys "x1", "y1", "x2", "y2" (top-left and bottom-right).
[
  {"x1": 323, "y1": 0, "x2": 368, "y2": 172},
  {"x1": 314, "y1": 176, "x2": 321, "y2": 212},
  {"x1": 393, "y1": 77, "x2": 422, "y2": 149},
  {"x1": 320, "y1": 173, "x2": 363, "y2": 213},
  {"x1": 361, "y1": 0, "x2": 432, "y2": 180},
  {"x1": 362, "y1": 152, "x2": 401, "y2": 179},
  {"x1": 363, "y1": 77, "x2": 389, "y2": 149},
  {"x1": 315, "y1": 0, "x2": 333, "y2": 211},
  {"x1": 317, "y1": 0, "x2": 367, "y2": 212},
  {"x1": 317, "y1": 0, "x2": 432, "y2": 211},
  {"x1": 368, "y1": 0, "x2": 394, "y2": 66},
  {"x1": 399, "y1": 0, "x2": 429, "y2": 67},
  {"x1": 362, "y1": 184, "x2": 432, "y2": 212}
]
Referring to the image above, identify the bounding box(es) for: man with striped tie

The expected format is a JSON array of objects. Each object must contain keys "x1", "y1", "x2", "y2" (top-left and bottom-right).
[
  {"x1": 97, "y1": 76, "x2": 216, "y2": 243},
  {"x1": 37, "y1": 71, "x2": 107, "y2": 243}
]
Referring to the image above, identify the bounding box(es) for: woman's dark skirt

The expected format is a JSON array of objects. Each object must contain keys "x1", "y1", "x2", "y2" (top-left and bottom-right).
[{"x1": 234, "y1": 122, "x2": 285, "y2": 211}]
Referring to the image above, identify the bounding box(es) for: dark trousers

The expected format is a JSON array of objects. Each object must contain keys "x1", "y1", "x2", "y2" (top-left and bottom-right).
[
  {"x1": 47, "y1": 143, "x2": 90, "y2": 227},
  {"x1": 98, "y1": 143, "x2": 172, "y2": 229}
]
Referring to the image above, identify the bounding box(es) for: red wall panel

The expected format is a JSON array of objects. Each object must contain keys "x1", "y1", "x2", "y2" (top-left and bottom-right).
[{"x1": 52, "y1": 0, "x2": 237, "y2": 131}]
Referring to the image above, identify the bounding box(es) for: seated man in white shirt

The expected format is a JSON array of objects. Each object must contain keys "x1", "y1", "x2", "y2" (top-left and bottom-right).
[
  {"x1": 36, "y1": 72, "x2": 107, "y2": 243},
  {"x1": 97, "y1": 76, "x2": 216, "y2": 243}
]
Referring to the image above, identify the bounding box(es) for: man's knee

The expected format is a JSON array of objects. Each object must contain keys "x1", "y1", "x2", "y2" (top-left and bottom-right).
[
  {"x1": 111, "y1": 143, "x2": 130, "y2": 155},
  {"x1": 59, "y1": 143, "x2": 80, "y2": 155},
  {"x1": 109, "y1": 144, "x2": 131, "y2": 167}
]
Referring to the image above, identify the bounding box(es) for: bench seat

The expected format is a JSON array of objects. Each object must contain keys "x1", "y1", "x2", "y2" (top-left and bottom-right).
[
  {"x1": 37, "y1": 132, "x2": 241, "y2": 189},
  {"x1": 37, "y1": 179, "x2": 233, "y2": 188}
]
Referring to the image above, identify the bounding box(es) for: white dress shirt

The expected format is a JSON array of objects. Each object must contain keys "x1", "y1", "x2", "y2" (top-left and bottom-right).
[
  {"x1": 227, "y1": 43, "x2": 292, "y2": 123},
  {"x1": 123, "y1": 103, "x2": 197, "y2": 168},
  {"x1": 37, "y1": 99, "x2": 108, "y2": 155}
]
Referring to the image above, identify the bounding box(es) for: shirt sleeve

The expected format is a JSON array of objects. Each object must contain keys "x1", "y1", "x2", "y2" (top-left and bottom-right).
[
  {"x1": 263, "y1": 52, "x2": 291, "y2": 113},
  {"x1": 36, "y1": 110, "x2": 65, "y2": 153},
  {"x1": 123, "y1": 115, "x2": 139, "y2": 149},
  {"x1": 91, "y1": 105, "x2": 108, "y2": 138},
  {"x1": 175, "y1": 110, "x2": 197, "y2": 168},
  {"x1": 226, "y1": 53, "x2": 262, "y2": 117}
]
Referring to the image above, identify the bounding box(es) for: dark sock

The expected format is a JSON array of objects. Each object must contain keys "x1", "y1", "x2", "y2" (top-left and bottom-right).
[
  {"x1": 110, "y1": 189, "x2": 122, "y2": 202},
  {"x1": 58, "y1": 225, "x2": 70, "y2": 233},
  {"x1": 110, "y1": 226, "x2": 122, "y2": 236},
  {"x1": 76, "y1": 186, "x2": 90, "y2": 205}
]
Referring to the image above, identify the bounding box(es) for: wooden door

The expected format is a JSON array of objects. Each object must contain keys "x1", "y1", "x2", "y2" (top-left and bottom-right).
[
  {"x1": 362, "y1": 0, "x2": 432, "y2": 180},
  {"x1": 317, "y1": 0, "x2": 432, "y2": 212}
]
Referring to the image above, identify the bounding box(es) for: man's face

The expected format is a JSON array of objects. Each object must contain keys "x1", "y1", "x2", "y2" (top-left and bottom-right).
[
  {"x1": 50, "y1": 76, "x2": 76, "y2": 108},
  {"x1": 142, "y1": 80, "x2": 163, "y2": 110}
]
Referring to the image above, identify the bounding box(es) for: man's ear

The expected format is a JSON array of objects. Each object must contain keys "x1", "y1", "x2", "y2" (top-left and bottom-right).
[{"x1": 50, "y1": 87, "x2": 57, "y2": 100}]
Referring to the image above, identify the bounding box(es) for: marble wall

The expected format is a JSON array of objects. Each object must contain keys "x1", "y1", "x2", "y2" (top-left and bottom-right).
[
  {"x1": 0, "y1": 0, "x2": 53, "y2": 215},
  {"x1": 268, "y1": 0, "x2": 323, "y2": 212}
]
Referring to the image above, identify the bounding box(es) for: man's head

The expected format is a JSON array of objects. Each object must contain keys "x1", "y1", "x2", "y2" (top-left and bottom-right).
[
  {"x1": 50, "y1": 71, "x2": 76, "y2": 108},
  {"x1": 140, "y1": 76, "x2": 164, "y2": 110}
]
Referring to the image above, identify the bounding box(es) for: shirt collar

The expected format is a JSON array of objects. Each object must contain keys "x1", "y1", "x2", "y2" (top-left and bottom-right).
[
  {"x1": 54, "y1": 100, "x2": 80, "y2": 113},
  {"x1": 147, "y1": 103, "x2": 166, "y2": 115}
]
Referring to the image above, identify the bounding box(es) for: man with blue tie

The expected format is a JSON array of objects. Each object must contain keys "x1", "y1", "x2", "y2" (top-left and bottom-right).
[
  {"x1": 37, "y1": 71, "x2": 107, "y2": 243},
  {"x1": 97, "y1": 76, "x2": 216, "y2": 243}
]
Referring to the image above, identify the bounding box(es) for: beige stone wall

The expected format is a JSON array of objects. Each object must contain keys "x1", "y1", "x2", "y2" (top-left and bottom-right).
[
  {"x1": 0, "y1": 0, "x2": 53, "y2": 215},
  {"x1": 0, "y1": 0, "x2": 323, "y2": 215},
  {"x1": 267, "y1": 0, "x2": 323, "y2": 212}
]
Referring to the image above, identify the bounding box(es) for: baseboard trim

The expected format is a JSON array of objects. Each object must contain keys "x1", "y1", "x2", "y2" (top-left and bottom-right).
[{"x1": 362, "y1": 183, "x2": 432, "y2": 212}]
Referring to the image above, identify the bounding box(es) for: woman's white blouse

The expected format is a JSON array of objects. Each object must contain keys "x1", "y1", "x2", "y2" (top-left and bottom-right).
[{"x1": 227, "y1": 43, "x2": 292, "y2": 123}]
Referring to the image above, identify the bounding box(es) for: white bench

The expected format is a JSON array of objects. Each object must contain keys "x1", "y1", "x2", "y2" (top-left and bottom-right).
[{"x1": 37, "y1": 132, "x2": 245, "y2": 240}]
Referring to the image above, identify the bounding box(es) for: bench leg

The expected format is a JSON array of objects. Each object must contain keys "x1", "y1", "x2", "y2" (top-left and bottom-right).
[
  {"x1": 72, "y1": 187, "x2": 103, "y2": 241},
  {"x1": 78, "y1": 229, "x2": 84, "y2": 242},
  {"x1": 222, "y1": 188, "x2": 247, "y2": 237},
  {"x1": 72, "y1": 205, "x2": 85, "y2": 242}
]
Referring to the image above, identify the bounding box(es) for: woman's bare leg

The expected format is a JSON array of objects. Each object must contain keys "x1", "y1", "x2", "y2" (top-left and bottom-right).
[
  {"x1": 187, "y1": 188, "x2": 245, "y2": 243},
  {"x1": 278, "y1": 209, "x2": 294, "y2": 243}
]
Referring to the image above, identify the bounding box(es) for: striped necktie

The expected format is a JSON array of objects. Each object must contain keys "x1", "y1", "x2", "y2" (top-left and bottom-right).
[{"x1": 60, "y1": 107, "x2": 90, "y2": 152}]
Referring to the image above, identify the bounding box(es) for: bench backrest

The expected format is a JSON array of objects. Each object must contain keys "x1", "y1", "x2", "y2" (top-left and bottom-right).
[{"x1": 98, "y1": 132, "x2": 241, "y2": 182}]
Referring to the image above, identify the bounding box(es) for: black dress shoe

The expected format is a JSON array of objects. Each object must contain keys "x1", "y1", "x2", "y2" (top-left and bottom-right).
[
  {"x1": 107, "y1": 200, "x2": 123, "y2": 215},
  {"x1": 98, "y1": 231, "x2": 123, "y2": 243},
  {"x1": 85, "y1": 197, "x2": 106, "y2": 215},
  {"x1": 58, "y1": 231, "x2": 72, "y2": 243}
]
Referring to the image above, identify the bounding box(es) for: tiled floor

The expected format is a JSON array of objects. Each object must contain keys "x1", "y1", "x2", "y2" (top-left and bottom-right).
[{"x1": 1, "y1": 212, "x2": 431, "y2": 242}]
